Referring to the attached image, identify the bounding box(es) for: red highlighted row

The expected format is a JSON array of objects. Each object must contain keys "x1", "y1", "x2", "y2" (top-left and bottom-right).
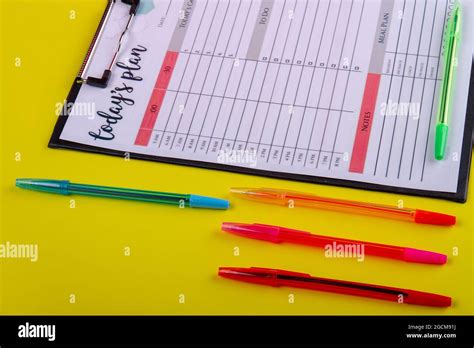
[{"x1": 135, "y1": 50, "x2": 179, "y2": 146}]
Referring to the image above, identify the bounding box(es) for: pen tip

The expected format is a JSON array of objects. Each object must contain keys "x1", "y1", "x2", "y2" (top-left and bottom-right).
[
  {"x1": 229, "y1": 188, "x2": 250, "y2": 195},
  {"x1": 218, "y1": 267, "x2": 229, "y2": 275},
  {"x1": 16, "y1": 178, "x2": 32, "y2": 189},
  {"x1": 221, "y1": 222, "x2": 239, "y2": 233},
  {"x1": 218, "y1": 267, "x2": 238, "y2": 277}
]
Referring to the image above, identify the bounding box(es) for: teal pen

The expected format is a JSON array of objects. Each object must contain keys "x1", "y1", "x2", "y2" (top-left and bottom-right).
[
  {"x1": 435, "y1": 2, "x2": 462, "y2": 160},
  {"x1": 16, "y1": 179, "x2": 229, "y2": 210}
]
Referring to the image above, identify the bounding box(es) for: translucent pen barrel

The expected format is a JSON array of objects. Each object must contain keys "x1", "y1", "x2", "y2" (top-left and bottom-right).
[
  {"x1": 68, "y1": 183, "x2": 190, "y2": 206},
  {"x1": 285, "y1": 193, "x2": 416, "y2": 222},
  {"x1": 285, "y1": 194, "x2": 454, "y2": 225},
  {"x1": 280, "y1": 230, "x2": 405, "y2": 260},
  {"x1": 231, "y1": 188, "x2": 414, "y2": 219}
]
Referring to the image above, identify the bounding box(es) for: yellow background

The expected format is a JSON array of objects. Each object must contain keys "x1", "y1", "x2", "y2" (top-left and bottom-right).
[{"x1": 0, "y1": 0, "x2": 472, "y2": 315}]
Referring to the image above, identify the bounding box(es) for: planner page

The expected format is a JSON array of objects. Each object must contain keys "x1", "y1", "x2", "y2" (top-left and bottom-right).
[{"x1": 59, "y1": 0, "x2": 473, "y2": 193}]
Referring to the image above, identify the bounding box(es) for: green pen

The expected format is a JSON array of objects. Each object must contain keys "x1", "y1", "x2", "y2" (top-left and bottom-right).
[
  {"x1": 435, "y1": 2, "x2": 462, "y2": 160},
  {"x1": 16, "y1": 179, "x2": 229, "y2": 210}
]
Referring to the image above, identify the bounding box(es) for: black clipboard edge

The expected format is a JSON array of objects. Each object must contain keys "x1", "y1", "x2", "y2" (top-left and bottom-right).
[{"x1": 49, "y1": 2, "x2": 474, "y2": 203}]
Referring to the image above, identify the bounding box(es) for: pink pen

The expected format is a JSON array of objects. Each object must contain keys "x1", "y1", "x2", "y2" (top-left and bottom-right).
[{"x1": 222, "y1": 223, "x2": 447, "y2": 265}]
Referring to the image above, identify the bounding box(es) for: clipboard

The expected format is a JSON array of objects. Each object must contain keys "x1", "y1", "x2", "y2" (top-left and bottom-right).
[{"x1": 49, "y1": 0, "x2": 474, "y2": 202}]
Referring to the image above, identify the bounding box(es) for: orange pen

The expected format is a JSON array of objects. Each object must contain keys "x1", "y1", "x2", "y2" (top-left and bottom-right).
[{"x1": 230, "y1": 188, "x2": 456, "y2": 226}]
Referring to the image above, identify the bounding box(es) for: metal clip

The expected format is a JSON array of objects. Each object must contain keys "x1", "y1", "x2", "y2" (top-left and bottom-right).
[{"x1": 78, "y1": 0, "x2": 140, "y2": 88}]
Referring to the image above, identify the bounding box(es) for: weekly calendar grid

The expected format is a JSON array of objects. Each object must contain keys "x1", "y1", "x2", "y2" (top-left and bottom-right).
[{"x1": 60, "y1": 0, "x2": 473, "y2": 193}]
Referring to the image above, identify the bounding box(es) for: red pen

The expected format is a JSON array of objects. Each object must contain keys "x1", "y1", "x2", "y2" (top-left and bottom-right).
[
  {"x1": 222, "y1": 223, "x2": 447, "y2": 265},
  {"x1": 218, "y1": 267, "x2": 452, "y2": 307}
]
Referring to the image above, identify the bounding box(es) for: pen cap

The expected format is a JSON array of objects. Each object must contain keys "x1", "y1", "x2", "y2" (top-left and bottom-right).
[
  {"x1": 189, "y1": 195, "x2": 230, "y2": 210},
  {"x1": 404, "y1": 290, "x2": 452, "y2": 307},
  {"x1": 414, "y1": 209, "x2": 456, "y2": 226},
  {"x1": 403, "y1": 248, "x2": 447, "y2": 265},
  {"x1": 434, "y1": 124, "x2": 449, "y2": 160}
]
